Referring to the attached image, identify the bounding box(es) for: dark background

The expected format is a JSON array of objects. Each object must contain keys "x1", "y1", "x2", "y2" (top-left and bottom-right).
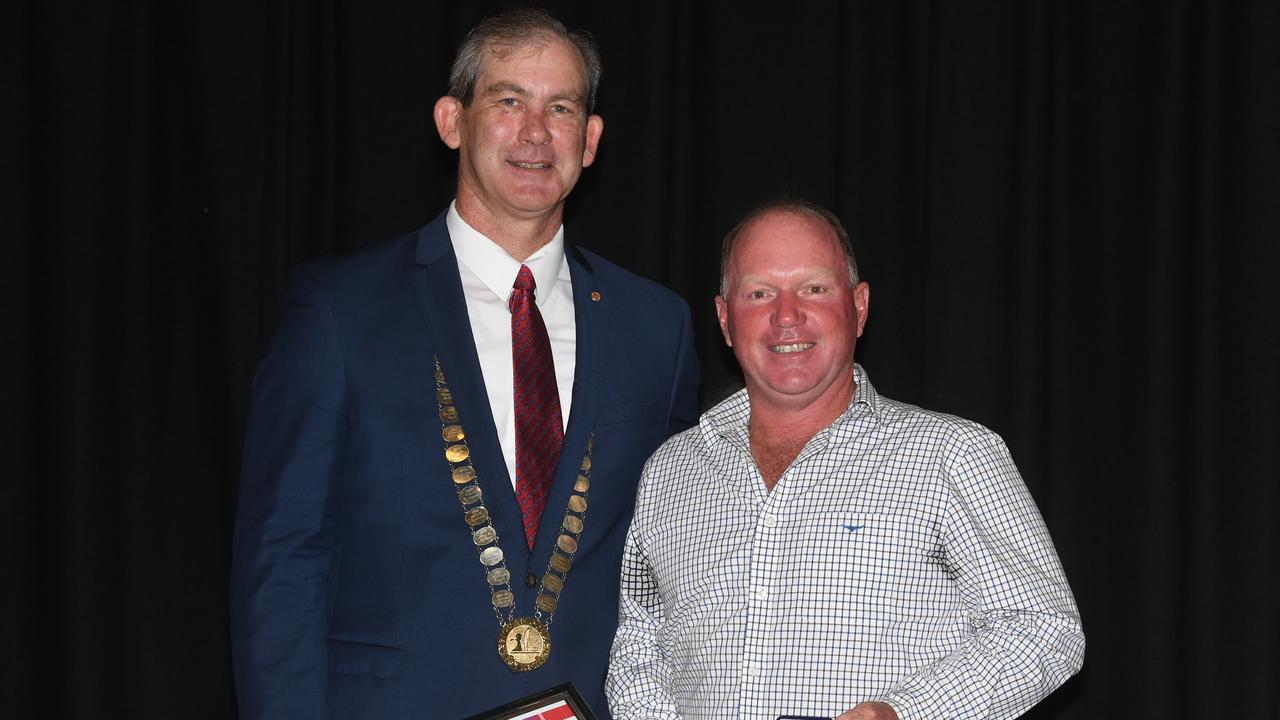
[{"x1": 7, "y1": 1, "x2": 1279, "y2": 717}]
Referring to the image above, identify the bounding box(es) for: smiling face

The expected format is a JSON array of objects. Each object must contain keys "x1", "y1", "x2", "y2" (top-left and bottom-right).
[
  {"x1": 434, "y1": 37, "x2": 604, "y2": 233},
  {"x1": 716, "y1": 210, "x2": 870, "y2": 416}
]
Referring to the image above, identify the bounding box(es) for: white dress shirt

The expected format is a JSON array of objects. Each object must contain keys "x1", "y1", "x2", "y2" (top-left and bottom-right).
[
  {"x1": 447, "y1": 202, "x2": 576, "y2": 490},
  {"x1": 607, "y1": 364, "x2": 1084, "y2": 720}
]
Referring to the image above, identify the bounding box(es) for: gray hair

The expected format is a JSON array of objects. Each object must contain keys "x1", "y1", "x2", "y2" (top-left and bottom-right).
[
  {"x1": 448, "y1": 8, "x2": 603, "y2": 112},
  {"x1": 718, "y1": 198, "x2": 861, "y2": 297}
]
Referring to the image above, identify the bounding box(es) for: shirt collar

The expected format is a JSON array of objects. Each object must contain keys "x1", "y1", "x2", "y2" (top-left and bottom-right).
[
  {"x1": 446, "y1": 200, "x2": 566, "y2": 307},
  {"x1": 846, "y1": 363, "x2": 882, "y2": 423}
]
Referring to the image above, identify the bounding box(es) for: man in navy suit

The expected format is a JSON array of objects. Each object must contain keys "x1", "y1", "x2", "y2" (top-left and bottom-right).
[{"x1": 230, "y1": 9, "x2": 699, "y2": 719}]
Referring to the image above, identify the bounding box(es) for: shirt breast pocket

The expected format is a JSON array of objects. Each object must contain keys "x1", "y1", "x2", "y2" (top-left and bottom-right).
[{"x1": 804, "y1": 513, "x2": 942, "y2": 620}]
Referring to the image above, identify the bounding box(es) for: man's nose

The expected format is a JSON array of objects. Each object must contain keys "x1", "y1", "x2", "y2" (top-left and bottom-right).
[
  {"x1": 519, "y1": 110, "x2": 551, "y2": 144},
  {"x1": 771, "y1": 293, "x2": 803, "y2": 327}
]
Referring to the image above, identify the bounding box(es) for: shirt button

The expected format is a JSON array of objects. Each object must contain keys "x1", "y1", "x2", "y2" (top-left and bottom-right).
[
  {"x1": 761, "y1": 513, "x2": 778, "y2": 528},
  {"x1": 751, "y1": 587, "x2": 768, "y2": 602},
  {"x1": 526, "y1": 573, "x2": 537, "y2": 588},
  {"x1": 744, "y1": 661, "x2": 761, "y2": 677}
]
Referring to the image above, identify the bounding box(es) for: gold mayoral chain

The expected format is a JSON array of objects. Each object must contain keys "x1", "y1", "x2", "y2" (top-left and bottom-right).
[{"x1": 434, "y1": 357, "x2": 594, "y2": 673}]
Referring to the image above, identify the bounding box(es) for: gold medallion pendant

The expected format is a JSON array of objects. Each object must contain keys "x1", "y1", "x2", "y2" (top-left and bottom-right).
[
  {"x1": 434, "y1": 358, "x2": 591, "y2": 676},
  {"x1": 498, "y1": 616, "x2": 552, "y2": 672}
]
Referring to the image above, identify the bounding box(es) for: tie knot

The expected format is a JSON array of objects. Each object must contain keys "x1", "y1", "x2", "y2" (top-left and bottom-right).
[{"x1": 513, "y1": 265, "x2": 536, "y2": 292}]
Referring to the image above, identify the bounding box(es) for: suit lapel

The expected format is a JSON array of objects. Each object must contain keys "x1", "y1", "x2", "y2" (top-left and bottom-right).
[
  {"x1": 530, "y1": 244, "x2": 601, "y2": 559},
  {"x1": 412, "y1": 216, "x2": 526, "y2": 569},
  {"x1": 413, "y1": 219, "x2": 604, "y2": 586}
]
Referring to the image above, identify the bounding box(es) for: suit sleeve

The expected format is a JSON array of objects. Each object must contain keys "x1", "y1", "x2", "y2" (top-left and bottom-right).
[
  {"x1": 878, "y1": 434, "x2": 1085, "y2": 719},
  {"x1": 666, "y1": 300, "x2": 700, "y2": 436},
  {"x1": 230, "y1": 265, "x2": 346, "y2": 719}
]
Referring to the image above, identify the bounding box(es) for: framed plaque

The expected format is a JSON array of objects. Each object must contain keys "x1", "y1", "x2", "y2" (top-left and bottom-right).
[{"x1": 461, "y1": 683, "x2": 598, "y2": 720}]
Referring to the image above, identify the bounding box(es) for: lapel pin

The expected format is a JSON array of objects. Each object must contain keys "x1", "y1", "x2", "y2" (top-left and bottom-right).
[{"x1": 590, "y1": 291, "x2": 602, "y2": 302}]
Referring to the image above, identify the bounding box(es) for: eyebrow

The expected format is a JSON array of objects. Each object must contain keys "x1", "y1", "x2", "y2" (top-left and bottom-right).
[
  {"x1": 739, "y1": 268, "x2": 839, "y2": 284},
  {"x1": 547, "y1": 90, "x2": 585, "y2": 105},
  {"x1": 482, "y1": 81, "x2": 584, "y2": 106},
  {"x1": 483, "y1": 81, "x2": 530, "y2": 98}
]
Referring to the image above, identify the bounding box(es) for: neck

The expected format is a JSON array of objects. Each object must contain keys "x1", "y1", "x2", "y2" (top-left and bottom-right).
[
  {"x1": 748, "y1": 393, "x2": 848, "y2": 452},
  {"x1": 455, "y1": 194, "x2": 564, "y2": 262},
  {"x1": 747, "y1": 375, "x2": 856, "y2": 490}
]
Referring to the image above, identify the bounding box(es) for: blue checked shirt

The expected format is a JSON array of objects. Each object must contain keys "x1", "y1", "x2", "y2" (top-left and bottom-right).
[{"x1": 607, "y1": 365, "x2": 1084, "y2": 720}]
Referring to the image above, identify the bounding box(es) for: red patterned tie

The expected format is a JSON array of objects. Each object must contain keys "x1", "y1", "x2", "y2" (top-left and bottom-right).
[{"x1": 510, "y1": 265, "x2": 564, "y2": 549}]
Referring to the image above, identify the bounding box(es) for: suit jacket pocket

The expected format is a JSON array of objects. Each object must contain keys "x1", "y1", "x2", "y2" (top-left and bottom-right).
[
  {"x1": 328, "y1": 637, "x2": 405, "y2": 679},
  {"x1": 596, "y1": 400, "x2": 667, "y2": 426}
]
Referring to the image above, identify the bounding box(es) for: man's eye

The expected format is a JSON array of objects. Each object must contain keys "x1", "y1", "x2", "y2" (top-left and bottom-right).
[
  {"x1": 748, "y1": 290, "x2": 767, "y2": 300},
  {"x1": 550, "y1": 104, "x2": 571, "y2": 114},
  {"x1": 806, "y1": 285, "x2": 827, "y2": 294},
  {"x1": 499, "y1": 98, "x2": 519, "y2": 107}
]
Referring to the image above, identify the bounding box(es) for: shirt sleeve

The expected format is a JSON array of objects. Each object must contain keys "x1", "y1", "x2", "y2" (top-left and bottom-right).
[
  {"x1": 878, "y1": 432, "x2": 1085, "y2": 719},
  {"x1": 606, "y1": 464, "x2": 685, "y2": 720}
]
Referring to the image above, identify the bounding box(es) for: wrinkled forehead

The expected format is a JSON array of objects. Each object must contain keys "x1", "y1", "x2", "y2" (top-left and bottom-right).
[{"x1": 479, "y1": 35, "x2": 588, "y2": 87}]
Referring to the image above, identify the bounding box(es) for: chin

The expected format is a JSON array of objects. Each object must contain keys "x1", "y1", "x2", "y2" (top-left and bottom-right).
[
  {"x1": 757, "y1": 376, "x2": 820, "y2": 398},
  {"x1": 503, "y1": 189, "x2": 566, "y2": 213}
]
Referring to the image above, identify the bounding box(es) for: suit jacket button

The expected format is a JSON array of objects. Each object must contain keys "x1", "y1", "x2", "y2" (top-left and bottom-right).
[{"x1": 526, "y1": 573, "x2": 537, "y2": 588}]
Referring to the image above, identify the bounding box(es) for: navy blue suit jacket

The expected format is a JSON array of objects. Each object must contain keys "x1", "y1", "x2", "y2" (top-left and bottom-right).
[{"x1": 231, "y1": 212, "x2": 700, "y2": 719}]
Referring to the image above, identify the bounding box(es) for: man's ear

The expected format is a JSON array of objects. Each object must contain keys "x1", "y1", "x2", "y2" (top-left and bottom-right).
[
  {"x1": 434, "y1": 96, "x2": 463, "y2": 149},
  {"x1": 715, "y1": 295, "x2": 732, "y2": 347},
  {"x1": 581, "y1": 114, "x2": 604, "y2": 167},
  {"x1": 853, "y1": 281, "x2": 871, "y2": 337}
]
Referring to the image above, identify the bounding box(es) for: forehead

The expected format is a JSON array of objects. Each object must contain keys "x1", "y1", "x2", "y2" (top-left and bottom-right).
[
  {"x1": 730, "y1": 211, "x2": 844, "y2": 276},
  {"x1": 478, "y1": 37, "x2": 587, "y2": 91}
]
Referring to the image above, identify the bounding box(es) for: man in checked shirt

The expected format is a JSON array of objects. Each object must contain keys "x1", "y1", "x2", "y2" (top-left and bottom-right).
[{"x1": 606, "y1": 199, "x2": 1084, "y2": 720}]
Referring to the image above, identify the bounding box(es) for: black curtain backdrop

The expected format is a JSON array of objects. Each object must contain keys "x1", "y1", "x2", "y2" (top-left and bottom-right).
[{"x1": 7, "y1": 1, "x2": 1279, "y2": 717}]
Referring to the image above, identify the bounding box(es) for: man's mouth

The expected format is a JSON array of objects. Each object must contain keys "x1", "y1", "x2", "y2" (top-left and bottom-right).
[
  {"x1": 768, "y1": 343, "x2": 814, "y2": 354},
  {"x1": 509, "y1": 160, "x2": 551, "y2": 169}
]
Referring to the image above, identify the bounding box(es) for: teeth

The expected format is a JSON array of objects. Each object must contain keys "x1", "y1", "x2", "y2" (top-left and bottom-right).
[
  {"x1": 769, "y1": 343, "x2": 814, "y2": 353},
  {"x1": 512, "y1": 162, "x2": 549, "y2": 169}
]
